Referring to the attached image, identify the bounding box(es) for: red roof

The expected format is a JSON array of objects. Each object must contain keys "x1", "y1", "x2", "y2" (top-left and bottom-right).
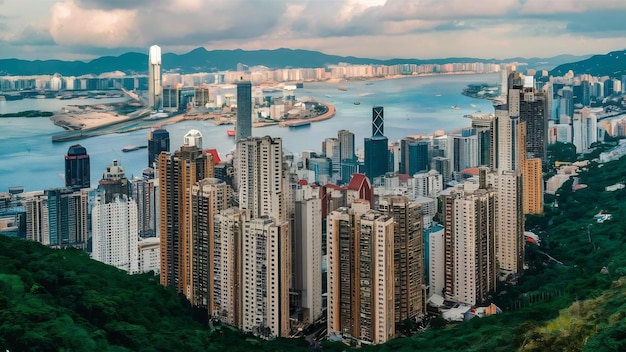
[
  {"x1": 203, "y1": 149, "x2": 221, "y2": 163},
  {"x1": 460, "y1": 167, "x2": 480, "y2": 176},
  {"x1": 297, "y1": 179, "x2": 308, "y2": 186},
  {"x1": 347, "y1": 173, "x2": 369, "y2": 191}
]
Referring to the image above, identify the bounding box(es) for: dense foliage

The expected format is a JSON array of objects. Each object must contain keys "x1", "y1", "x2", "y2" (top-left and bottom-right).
[{"x1": 3, "y1": 145, "x2": 626, "y2": 351}]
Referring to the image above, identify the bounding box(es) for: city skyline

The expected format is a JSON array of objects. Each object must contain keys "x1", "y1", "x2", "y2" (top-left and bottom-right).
[{"x1": 1, "y1": 1, "x2": 626, "y2": 61}]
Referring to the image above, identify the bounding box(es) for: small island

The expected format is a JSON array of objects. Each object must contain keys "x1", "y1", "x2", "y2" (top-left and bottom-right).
[{"x1": 462, "y1": 83, "x2": 501, "y2": 100}]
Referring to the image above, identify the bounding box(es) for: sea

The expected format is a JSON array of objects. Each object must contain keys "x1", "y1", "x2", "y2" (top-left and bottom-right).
[{"x1": 0, "y1": 73, "x2": 499, "y2": 192}]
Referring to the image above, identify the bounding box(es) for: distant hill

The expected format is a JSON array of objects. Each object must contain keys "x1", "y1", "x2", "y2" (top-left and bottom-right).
[
  {"x1": 0, "y1": 47, "x2": 590, "y2": 76},
  {"x1": 550, "y1": 49, "x2": 626, "y2": 78}
]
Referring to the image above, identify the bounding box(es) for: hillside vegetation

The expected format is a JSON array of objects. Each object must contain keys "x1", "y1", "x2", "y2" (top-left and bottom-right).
[{"x1": 2, "y1": 143, "x2": 626, "y2": 351}]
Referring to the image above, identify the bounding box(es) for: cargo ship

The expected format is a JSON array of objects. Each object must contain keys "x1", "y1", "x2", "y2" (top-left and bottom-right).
[{"x1": 122, "y1": 145, "x2": 147, "y2": 152}]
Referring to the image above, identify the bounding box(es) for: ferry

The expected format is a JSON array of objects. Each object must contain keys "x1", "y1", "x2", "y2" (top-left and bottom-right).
[
  {"x1": 338, "y1": 86, "x2": 347, "y2": 91},
  {"x1": 227, "y1": 129, "x2": 236, "y2": 137},
  {"x1": 451, "y1": 105, "x2": 460, "y2": 110},
  {"x1": 354, "y1": 101, "x2": 361, "y2": 105},
  {"x1": 122, "y1": 145, "x2": 147, "y2": 152}
]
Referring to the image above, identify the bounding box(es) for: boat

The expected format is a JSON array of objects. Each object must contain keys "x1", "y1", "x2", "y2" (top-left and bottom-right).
[
  {"x1": 227, "y1": 129, "x2": 236, "y2": 137},
  {"x1": 353, "y1": 101, "x2": 361, "y2": 105},
  {"x1": 451, "y1": 105, "x2": 460, "y2": 110},
  {"x1": 338, "y1": 86, "x2": 347, "y2": 91},
  {"x1": 470, "y1": 103, "x2": 477, "y2": 108},
  {"x1": 435, "y1": 93, "x2": 442, "y2": 97},
  {"x1": 365, "y1": 82, "x2": 374, "y2": 85},
  {"x1": 286, "y1": 121, "x2": 311, "y2": 128},
  {"x1": 122, "y1": 145, "x2": 147, "y2": 152}
]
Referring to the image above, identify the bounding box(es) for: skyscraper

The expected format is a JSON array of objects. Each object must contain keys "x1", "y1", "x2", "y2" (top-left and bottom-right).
[
  {"x1": 327, "y1": 203, "x2": 395, "y2": 344},
  {"x1": 378, "y1": 196, "x2": 425, "y2": 323},
  {"x1": 65, "y1": 144, "x2": 90, "y2": 190},
  {"x1": 338, "y1": 129, "x2": 356, "y2": 184},
  {"x1": 364, "y1": 106, "x2": 389, "y2": 181},
  {"x1": 442, "y1": 183, "x2": 496, "y2": 305},
  {"x1": 148, "y1": 128, "x2": 170, "y2": 168},
  {"x1": 236, "y1": 80, "x2": 252, "y2": 142},
  {"x1": 148, "y1": 45, "x2": 162, "y2": 111},
  {"x1": 159, "y1": 130, "x2": 215, "y2": 296},
  {"x1": 235, "y1": 136, "x2": 291, "y2": 337}
]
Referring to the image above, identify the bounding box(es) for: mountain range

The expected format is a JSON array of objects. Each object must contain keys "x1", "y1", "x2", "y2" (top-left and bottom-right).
[
  {"x1": 0, "y1": 47, "x2": 590, "y2": 77},
  {"x1": 550, "y1": 49, "x2": 626, "y2": 78}
]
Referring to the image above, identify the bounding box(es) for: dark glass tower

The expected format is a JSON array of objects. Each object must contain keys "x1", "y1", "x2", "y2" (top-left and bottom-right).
[
  {"x1": 236, "y1": 80, "x2": 252, "y2": 142},
  {"x1": 364, "y1": 106, "x2": 389, "y2": 181},
  {"x1": 148, "y1": 128, "x2": 170, "y2": 168},
  {"x1": 338, "y1": 129, "x2": 356, "y2": 184},
  {"x1": 65, "y1": 144, "x2": 90, "y2": 190}
]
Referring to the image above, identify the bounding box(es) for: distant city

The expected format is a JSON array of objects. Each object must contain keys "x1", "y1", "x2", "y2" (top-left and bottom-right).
[{"x1": 3, "y1": 43, "x2": 626, "y2": 346}]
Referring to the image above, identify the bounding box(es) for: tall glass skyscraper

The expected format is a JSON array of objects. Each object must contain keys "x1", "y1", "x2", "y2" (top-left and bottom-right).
[
  {"x1": 148, "y1": 128, "x2": 170, "y2": 168},
  {"x1": 148, "y1": 45, "x2": 162, "y2": 111},
  {"x1": 364, "y1": 106, "x2": 389, "y2": 181},
  {"x1": 236, "y1": 80, "x2": 252, "y2": 142},
  {"x1": 65, "y1": 144, "x2": 90, "y2": 190}
]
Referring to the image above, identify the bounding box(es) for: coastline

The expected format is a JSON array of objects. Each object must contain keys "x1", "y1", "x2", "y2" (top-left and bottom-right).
[{"x1": 50, "y1": 102, "x2": 337, "y2": 142}]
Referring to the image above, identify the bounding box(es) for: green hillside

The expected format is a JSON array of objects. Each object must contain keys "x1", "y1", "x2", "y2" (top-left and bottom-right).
[
  {"x1": 2, "y1": 143, "x2": 626, "y2": 351},
  {"x1": 550, "y1": 49, "x2": 626, "y2": 78}
]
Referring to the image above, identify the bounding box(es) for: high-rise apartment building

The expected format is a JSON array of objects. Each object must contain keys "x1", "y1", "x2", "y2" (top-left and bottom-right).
[
  {"x1": 327, "y1": 203, "x2": 395, "y2": 344},
  {"x1": 378, "y1": 196, "x2": 425, "y2": 323},
  {"x1": 442, "y1": 183, "x2": 496, "y2": 305},
  {"x1": 148, "y1": 45, "x2": 162, "y2": 111},
  {"x1": 159, "y1": 130, "x2": 214, "y2": 298},
  {"x1": 490, "y1": 105, "x2": 525, "y2": 276},
  {"x1": 213, "y1": 207, "x2": 246, "y2": 327},
  {"x1": 92, "y1": 193, "x2": 138, "y2": 273},
  {"x1": 364, "y1": 106, "x2": 389, "y2": 181},
  {"x1": 412, "y1": 170, "x2": 443, "y2": 199},
  {"x1": 293, "y1": 192, "x2": 323, "y2": 324},
  {"x1": 148, "y1": 128, "x2": 170, "y2": 168},
  {"x1": 235, "y1": 136, "x2": 291, "y2": 337},
  {"x1": 65, "y1": 144, "x2": 90, "y2": 190},
  {"x1": 190, "y1": 178, "x2": 232, "y2": 311},
  {"x1": 132, "y1": 177, "x2": 158, "y2": 238},
  {"x1": 236, "y1": 80, "x2": 252, "y2": 142},
  {"x1": 92, "y1": 160, "x2": 138, "y2": 273},
  {"x1": 22, "y1": 188, "x2": 89, "y2": 249}
]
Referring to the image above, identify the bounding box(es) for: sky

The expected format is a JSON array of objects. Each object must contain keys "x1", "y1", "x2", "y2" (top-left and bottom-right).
[{"x1": 1, "y1": 0, "x2": 626, "y2": 61}]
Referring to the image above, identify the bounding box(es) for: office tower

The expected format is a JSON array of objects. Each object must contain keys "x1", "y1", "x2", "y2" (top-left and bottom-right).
[
  {"x1": 293, "y1": 193, "x2": 323, "y2": 324},
  {"x1": 432, "y1": 156, "x2": 452, "y2": 186},
  {"x1": 148, "y1": 128, "x2": 170, "y2": 168},
  {"x1": 338, "y1": 129, "x2": 356, "y2": 184},
  {"x1": 132, "y1": 177, "x2": 158, "y2": 238},
  {"x1": 308, "y1": 156, "x2": 332, "y2": 183},
  {"x1": 364, "y1": 106, "x2": 389, "y2": 181},
  {"x1": 470, "y1": 115, "x2": 494, "y2": 168},
  {"x1": 236, "y1": 136, "x2": 291, "y2": 337},
  {"x1": 213, "y1": 208, "x2": 245, "y2": 326},
  {"x1": 412, "y1": 170, "x2": 442, "y2": 198},
  {"x1": 442, "y1": 183, "x2": 496, "y2": 305},
  {"x1": 65, "y1": 144, "x2": 90, "y2": 190},
  {"x1": 92, "y1": 193, "x2": 138, "y2": 273},
  {"x1": 449, "y1": 132, "x2": 478, "y2": 173},
  {"x1": 22, "y1": 188, "x2": 89, "y2": 248},
  {"x1": 148, "y1": 45, "x2": 162, "y2": 111},
  {"x1": 327, "y1": 204, "x2": 395, "y2": 344},
  {"x1": 378, "y1": 196, "x2": 425, "y2": 323},
  {"x1": 400, "y1": 138, "x2": 430, "y2": 175},
  {"x1": 508, "y1": 73, "x2": 550, "y2": 161},
  {"x1": 190, "y1": 178, "x2": 232, "y2": 312},
  {"x1": 236, "y1": 80, "x2": 252, "y2": 142},
  {"x1": 159, "y1": 130, "x2": 215, "y2": 296},
  {"x1": 98, "y1": 160, "x2": 130, "y2": 203},
  {"x1": 137, "y1": 237, "x2": 160, "y2": 273},
  {"x1": 323, "y1": 137, "x2": 341, "y2": 178}
]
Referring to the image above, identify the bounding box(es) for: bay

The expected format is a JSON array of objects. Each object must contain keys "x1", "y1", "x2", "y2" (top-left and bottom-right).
[{"x1": 0, "y1": 73, "x2": 499, "y2": 191}]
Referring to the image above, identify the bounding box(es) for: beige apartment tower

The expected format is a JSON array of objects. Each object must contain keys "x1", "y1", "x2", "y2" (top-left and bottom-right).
[
  {"x1": 327, "y1": 204, "x2": 395, "y2": 344},
  {"x1": 378, "y1": 195, "x2": 425, "y2": 322},
  {"x1": 159, "y1": 130, "x2": 214, "y2": 301}
]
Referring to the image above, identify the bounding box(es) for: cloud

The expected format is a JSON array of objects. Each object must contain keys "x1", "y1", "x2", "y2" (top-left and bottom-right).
[
  {"x1": 49, "y1": 0, "x2": 141, "y2": 47},
  {"x1": 11, "y1": 25, "x2": 55, "y2": 46}
]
